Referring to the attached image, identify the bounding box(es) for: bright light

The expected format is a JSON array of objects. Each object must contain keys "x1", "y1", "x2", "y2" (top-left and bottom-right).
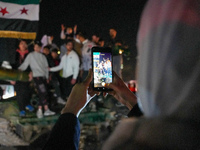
[
  {"x1": 119, "y1": 49, "x2": 123, "y2": 54},
  {"x1": 101, "y1": 82, "x2": 105, "y2": 86}
]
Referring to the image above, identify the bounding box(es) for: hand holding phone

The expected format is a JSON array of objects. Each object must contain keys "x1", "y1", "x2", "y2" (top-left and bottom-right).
[{"x1": 92, "y1": 47, "x2": 113, "y2": 91}]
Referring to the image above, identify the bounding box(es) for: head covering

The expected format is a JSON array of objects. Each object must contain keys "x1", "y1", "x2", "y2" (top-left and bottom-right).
[{"x1": 137, "y1": 0, "x2": 200, "y2": 119}]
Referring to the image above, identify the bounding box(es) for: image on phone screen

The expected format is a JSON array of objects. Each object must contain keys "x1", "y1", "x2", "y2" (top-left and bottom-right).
[{"x1": 93, "y1": 51, "x2": 112, "y2": 88}]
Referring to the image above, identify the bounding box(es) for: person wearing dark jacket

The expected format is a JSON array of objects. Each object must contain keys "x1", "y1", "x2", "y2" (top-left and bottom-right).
[
  {"x1": 11, "y1": 40, "x2": 33, "y2": 117},
  {"x1": 43, "y1": 46, "x2": 65, "y2": 105},
  {"x1": 43, "y1": 45, "x2": 55, "y2": 68}
]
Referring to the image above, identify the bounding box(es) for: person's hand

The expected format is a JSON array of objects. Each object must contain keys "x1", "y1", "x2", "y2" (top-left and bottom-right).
[
  {"x1": 28, "y1": 72, "x2": 33, "y2": 81},
  {"x1": 88, "y1": 83, "x2": 100, "y2": 98},
  {"x1": 71, "y1": 78, "x2": 76, "y2": 85},
  {"x1": 105, "y1": 72, "x2": 137, "y2": 110},
  {"x1": 74, "y1": 24, "x2": 77, "y2": 33},
  {"x1": 10, "y1": 81, "x2": 16, "y2": 85},
  {"x1": 61, "y1": 24, "x2": 65, "y2": 31},
  {"x1": 61, "y1": 69, "x2": 99, "y2": 116}
]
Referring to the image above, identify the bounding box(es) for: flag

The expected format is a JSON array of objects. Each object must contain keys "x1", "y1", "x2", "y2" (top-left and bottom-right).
[
  {"x1": 0, "y1": 0, "x2": 39, "y2": 64},
  {"x1": 0, "y1": 0, "x2": 39, "y2": 39}
]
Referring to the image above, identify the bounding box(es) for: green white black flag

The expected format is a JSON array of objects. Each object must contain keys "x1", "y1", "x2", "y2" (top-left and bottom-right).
[{"x1": 0, "y1": 0, "x2": 39, "y2": 39}]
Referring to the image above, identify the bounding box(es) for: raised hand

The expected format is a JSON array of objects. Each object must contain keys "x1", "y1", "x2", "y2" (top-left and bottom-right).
[{"x1": 61, "y1": 24, "x2": 65, "y2": 31}]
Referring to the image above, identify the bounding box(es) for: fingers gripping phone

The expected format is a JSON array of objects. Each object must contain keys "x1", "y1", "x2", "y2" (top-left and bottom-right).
[{"x1": 92, "y1": 47, "x2": 113, "y2": 91}]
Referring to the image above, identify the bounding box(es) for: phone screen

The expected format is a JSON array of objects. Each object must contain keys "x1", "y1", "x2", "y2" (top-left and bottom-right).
[{"x1": 93, "y1": 51, "x2": 113, "y2": 90}]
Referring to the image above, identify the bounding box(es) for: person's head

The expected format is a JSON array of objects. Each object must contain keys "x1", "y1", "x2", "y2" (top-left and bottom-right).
[
  {"x1": 92, "y1": 34, "x2": 100, "y2": 44},
  {"x1": 109, "y1": 28, "x2": 117, "y2": 39},
  {"x1": 43, "y1": 45, "x2": 51, "y2": 55},
  {"x1": 66, "y1": 27, "x2": 73, "y2": 34},
  {"x1": 98, "y1": 38, "x2": 105, "y2": 47},
  {"x1": 65, "y1": 39, "x2": 74, "y2": 52},
  {"x1": 34, "y1": 41, "x2": 42, "y2": 52},
  {"x1": 18, "y1": 40, "x2": 28, "y2": 51},
  {"x1": 76, "y1": 31, "x2": 87, "y2": 43},
  {"x1": 51, "y1": 48, "x2": 59, "y2": 59}
]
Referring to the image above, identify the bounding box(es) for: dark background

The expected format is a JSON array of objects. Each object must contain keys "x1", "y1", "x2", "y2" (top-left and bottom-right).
[
  {"x1": 38, "y1": 0, "x2": 147, "y2": 81},
  {"x1": 0, "y1": 0, "x2": 147, "y2": 81}
]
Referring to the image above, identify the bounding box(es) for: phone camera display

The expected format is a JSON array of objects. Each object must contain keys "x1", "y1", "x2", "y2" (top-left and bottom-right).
[{"x1": 93, "y1": 52, "x2": 112, "y2": 88}]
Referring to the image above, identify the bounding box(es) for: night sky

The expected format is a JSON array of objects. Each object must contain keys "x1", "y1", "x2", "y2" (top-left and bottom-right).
[{"x1": 38, "y1": 0, "x2": 147, "y2": 80}]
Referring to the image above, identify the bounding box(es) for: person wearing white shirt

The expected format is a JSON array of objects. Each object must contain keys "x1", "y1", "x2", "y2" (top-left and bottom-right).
[
  {"x1": 76, "y1": 31, "x2": 95, "y2": 81},
  {"x1": 50, "y1": 39, "x2": 80, "y2": 100},
  {"x1": 98, "y1": 61, "x2": 104, "y2": 75},
  {"x1": 60, "y1": 24, "x2": 74, "y2": 59}
]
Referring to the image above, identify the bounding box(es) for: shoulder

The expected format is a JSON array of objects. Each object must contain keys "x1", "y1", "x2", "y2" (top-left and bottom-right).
[
  {"x1": 87, "y1": 40, "x2": 95, "y2": 45},
  {"x1": 71, "y1": 50, "x2": 77, "y2": 55},
  {"x1": 27, "y1": 52, "x2": 34, "y2": 57},
  {"x1": 71, "y1": 51, "x2": 79, "y2": 58},
  {"x1": 89, "y1": 40, "x2": 95, "y2": 46},
  {"x1": 29, "y1": 51, "x2": 35, "y2": 54},
  {"x1": 60, "y1": 54, "x2": 67, "y2": 62},
  {"x1": 87, "y1": 41, "x2": 95, "y2": 48},
  {"x1": 61, "y1": 54, "x2": 67, "y2": 59},
  {"x1": 39, "y1": 52, "x2": 47, "y2": 59},
  {"x1": 42, "y1": 53, "x2": 47, "y2": 59}
]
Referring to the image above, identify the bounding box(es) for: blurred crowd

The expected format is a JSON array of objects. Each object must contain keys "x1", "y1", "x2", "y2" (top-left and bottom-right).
[{"x1": 2, "y1": 25, "x2": 130, "y2": 118}]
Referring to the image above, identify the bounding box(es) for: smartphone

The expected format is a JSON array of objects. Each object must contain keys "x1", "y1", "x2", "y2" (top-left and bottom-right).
[{"x1": 92, "y1": 46, "x2": 113, "y2": 91}]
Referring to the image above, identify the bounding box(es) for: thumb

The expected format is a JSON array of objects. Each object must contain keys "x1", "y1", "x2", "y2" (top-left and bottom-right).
[{"x1": 83, "y1": 69, "x2": 93, "y2": 86}]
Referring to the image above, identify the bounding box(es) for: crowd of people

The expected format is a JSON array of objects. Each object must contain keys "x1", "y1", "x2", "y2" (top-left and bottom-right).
[
  {"x1": 7, "y1": 25, "x2": 127, "y2": 118},
  {"x1": 0, "y1": 0, "x2": 199, "y2": 149},
  {"x1": 96, "y1": 58, "x2": 112, "y2": 76},
  {"x1": 42, "y1": 0, "x2": 200, "y2": 149}
]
